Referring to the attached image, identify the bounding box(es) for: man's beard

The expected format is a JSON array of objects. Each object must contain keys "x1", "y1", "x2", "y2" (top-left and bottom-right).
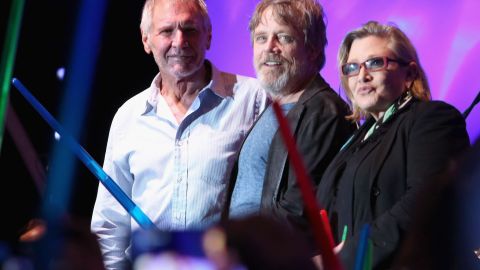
[
  {"x1": 257, "y1": 69, "x2": 290, "y2": 96},
  {"x1": 255, "y1": 57, "x2": 297, "y2": 96}
]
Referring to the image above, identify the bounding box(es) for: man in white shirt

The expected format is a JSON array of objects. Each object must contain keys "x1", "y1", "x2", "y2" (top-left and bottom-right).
[{"x1": 90, "y1": 0, "x2": 269, "y2": 269}]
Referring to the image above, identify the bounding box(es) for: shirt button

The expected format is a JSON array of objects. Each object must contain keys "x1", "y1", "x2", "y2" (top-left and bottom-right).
[{"x1": 177, "y1": 177, "x2": 182, "y2": 183}]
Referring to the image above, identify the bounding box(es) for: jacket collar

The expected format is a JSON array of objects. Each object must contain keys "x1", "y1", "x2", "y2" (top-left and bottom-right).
[{"x1": 297, "y1": 73, "x2": 332, "y2": 104}]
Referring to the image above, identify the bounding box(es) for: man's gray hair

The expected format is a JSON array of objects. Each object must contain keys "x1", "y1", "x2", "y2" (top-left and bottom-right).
[{"x1": 140, "y1": 0, "x2": 211, "y2": 34}]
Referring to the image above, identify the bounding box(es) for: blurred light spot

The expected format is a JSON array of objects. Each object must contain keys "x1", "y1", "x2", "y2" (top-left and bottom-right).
[
  {"x1": 56, "y1": 67, "x2": 65, "y2": 80},
  {"x1": 203, "y1": 227, "x2": 226, "y2": 254},
  {"x1": 54, "y1": 132, "x2": 61, "y2": 141}
]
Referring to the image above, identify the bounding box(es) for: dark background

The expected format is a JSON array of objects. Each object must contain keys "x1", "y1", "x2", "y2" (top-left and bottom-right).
[{"x1": 0, "y1": 1, "x2": 157, "y2": 242}]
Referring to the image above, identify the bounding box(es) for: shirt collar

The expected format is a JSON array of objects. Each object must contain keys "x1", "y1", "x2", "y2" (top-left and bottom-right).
[{"x1": 142, "y1": 60, "x2": 228, "y2": 115}]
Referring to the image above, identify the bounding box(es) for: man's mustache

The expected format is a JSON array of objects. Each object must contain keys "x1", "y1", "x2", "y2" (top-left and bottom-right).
[
  {"x1": 167, "y1": 49, "x2": 193, "y2": 57},
  {"x1": 260, "y1": 53, "x2": 286, "y2": 63}
]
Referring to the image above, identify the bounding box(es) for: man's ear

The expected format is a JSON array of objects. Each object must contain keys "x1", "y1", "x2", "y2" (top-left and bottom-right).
[
  {"x1": 206, "y1": 30, "x2": 212, "y2": 50},
  {"x1": 141, "y1": 29, "x2": 152, "y2": 54},
  {"x1": 308, "y1": 47, "x2": 321, "y2": 67}
]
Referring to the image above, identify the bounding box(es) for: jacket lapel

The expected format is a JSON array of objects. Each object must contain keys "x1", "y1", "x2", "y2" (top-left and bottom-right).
[
  {"x1": 367, "y1": 100, "x2": 414, "y2": 189},
  {"x1": 271, "y1": 74, "x2": 332, "y2": 200}
]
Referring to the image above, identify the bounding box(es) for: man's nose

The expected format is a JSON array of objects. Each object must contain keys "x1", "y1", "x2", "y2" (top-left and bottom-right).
[
  {"x1": 172, "y1": 29, "x2": 188, "y2": 48},
  {"x1": 265, "y1": 36, "x2": 280, "y2": 54}
]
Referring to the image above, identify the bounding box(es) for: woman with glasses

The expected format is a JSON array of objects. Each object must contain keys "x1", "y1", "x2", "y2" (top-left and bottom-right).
[{"x1": 315, "y1": 21, "x2": 470, "y2": 269}]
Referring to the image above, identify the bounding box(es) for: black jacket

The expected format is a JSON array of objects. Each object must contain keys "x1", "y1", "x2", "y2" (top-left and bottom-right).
[
  {"x1": 258, "y1": 75, "x2": 355, "y2": 244},
  {"x1": 316, "y1": 99, "x2": 470, "y2": 269}
]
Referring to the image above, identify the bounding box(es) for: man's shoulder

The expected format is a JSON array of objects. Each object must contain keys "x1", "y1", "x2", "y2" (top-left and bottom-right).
[
  {"x1": 306, "y1": 85, "x2": 350, "y2": 112},
  {"x1": 115, "y1": 87, "x2": 151, "y2": 117},
  {"x1": 214, "y1": 70, "x2": 266, "y2": 98},
  {"x1": 300, "y1": 75, "x2": 346, "y2": 104},
  {"x1": 219, "y1": 70, "x2": 250, "y2": 85}
]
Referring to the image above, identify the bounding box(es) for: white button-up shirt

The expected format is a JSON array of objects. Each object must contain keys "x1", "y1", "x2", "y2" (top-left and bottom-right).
[{"x1": 91, "y1": 63, "x2": 269, "y2": 269}]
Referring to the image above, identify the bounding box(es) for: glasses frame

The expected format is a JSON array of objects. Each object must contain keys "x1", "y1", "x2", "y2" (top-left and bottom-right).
[{"x1": 341, "y1": 56, "x2": 408, "y2": 77}]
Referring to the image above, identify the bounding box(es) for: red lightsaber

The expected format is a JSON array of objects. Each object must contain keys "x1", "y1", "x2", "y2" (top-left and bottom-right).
[{"x1": 271, "y1": 100, "x2": 342, "y2": 270}]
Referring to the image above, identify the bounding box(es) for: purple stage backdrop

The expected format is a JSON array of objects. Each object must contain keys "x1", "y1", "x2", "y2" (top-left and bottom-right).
[{"x1": 206, "y1": 0, "x2": 480, "y2": 143}]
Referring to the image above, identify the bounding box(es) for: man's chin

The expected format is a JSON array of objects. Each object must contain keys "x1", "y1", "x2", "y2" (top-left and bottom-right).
[
  {"x1": 257, "y1": 74, "x2": 280, "y2": 86},
  {"x1": 259, "y1": 80, "x2": 283, "y2": 96},
  {"x1": 168, "y1": 67, "x2": 198, "y2": 79},
  {"x1": 258, "y1": 73, "x2": 289, "y2": 94}
]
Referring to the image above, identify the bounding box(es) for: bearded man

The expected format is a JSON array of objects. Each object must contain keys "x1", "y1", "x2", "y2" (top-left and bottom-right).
[{"x1": 222, "y1": 0, "x2": 355, "y2": 250}]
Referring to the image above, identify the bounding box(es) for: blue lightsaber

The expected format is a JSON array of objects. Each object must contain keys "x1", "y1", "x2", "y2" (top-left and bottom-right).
[
  {"x1": 354, "y1": 224, "x2": 371, "y2": 270},
  {"x1": 12, "y1": 78, "x2": 158, "y2": 231}
]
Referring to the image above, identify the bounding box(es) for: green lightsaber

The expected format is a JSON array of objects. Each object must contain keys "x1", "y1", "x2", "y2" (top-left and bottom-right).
[{"x1": 0, "y1": 0, "x2": 25, "y2": 149}]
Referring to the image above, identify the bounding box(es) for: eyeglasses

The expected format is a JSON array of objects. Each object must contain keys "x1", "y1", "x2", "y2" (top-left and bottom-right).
[{"x1": 341, "y1": 56, "x2": 408, "y2": 77}]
